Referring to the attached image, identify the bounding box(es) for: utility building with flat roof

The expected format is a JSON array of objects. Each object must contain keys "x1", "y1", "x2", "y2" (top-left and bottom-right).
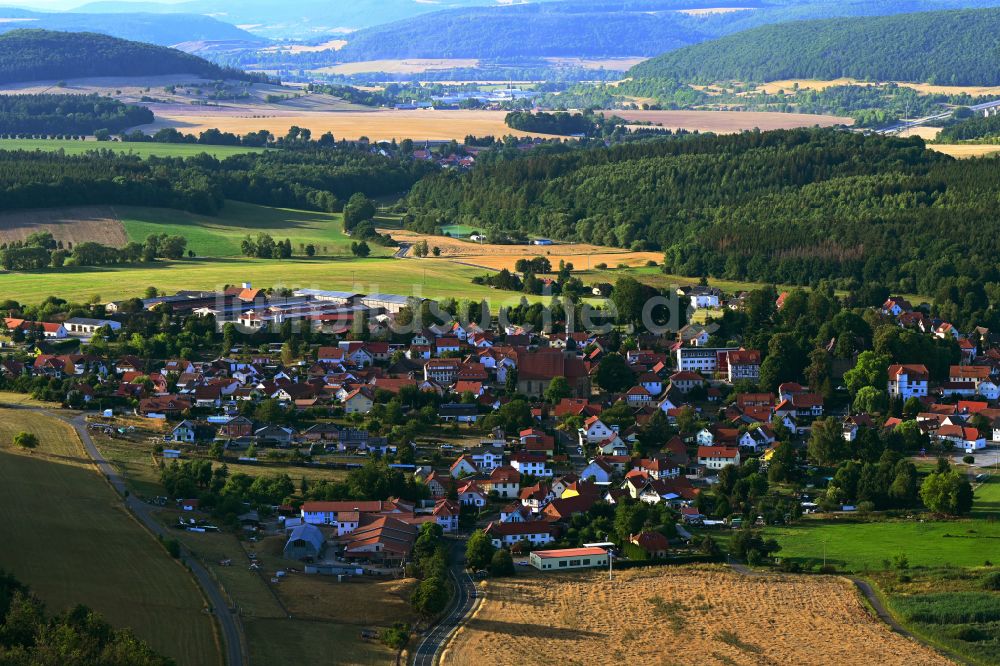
[{"x1": 529, "y1": 546, "x2": 608, "y2": 571}]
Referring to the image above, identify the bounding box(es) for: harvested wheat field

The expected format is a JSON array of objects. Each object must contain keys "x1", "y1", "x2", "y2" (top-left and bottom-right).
[
  {"x1": 0, "y1": 206, "x2": 126, "y2": 246},
  {"x1": 384, "y1": 228, "x2": 660, "y2": 270},
  {"x1": 929, "y1": 144, "x2": 1000, "y2": 158},
  {"x1": 611, "y1": 109, "x2": 853, "y2": 133},
  {"x1": 139, "y1": 108, "x2": 537, "y2": 141},
  {"x1": 756, "y1": 78, "x2": 1000, "y2": 97},
  {"x1": 446, "y1": 567, "x2": 950, "y2": 666}
]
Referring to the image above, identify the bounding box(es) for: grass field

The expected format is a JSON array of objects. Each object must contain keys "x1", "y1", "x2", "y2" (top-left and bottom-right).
[
  {"x1": 0, "y1": 254, "x2": 543, "y2": 306},
  {"x1": 119, "y1": 202, "x2": 366, "y2": 258},
  {"x1": 0, "y1": 138, "x2": 265, "y2": 158},
  {"x1": 447, "y1": 566, "x2": 948, "y2": 665},
  {"x1": 766, "y1": 519, "x2": 1000, "y2": 572},
  {"x1": 0, "y1": 408, "x2": 220, "y2": 666}
]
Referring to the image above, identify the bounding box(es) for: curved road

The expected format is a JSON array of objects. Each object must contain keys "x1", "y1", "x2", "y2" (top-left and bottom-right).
[
  {"x1": 13, "y1": 406, "x2": 246, "y2": 666},
  {"x1": 411, "y1": 545, "x2": 479, "y2": 666}
]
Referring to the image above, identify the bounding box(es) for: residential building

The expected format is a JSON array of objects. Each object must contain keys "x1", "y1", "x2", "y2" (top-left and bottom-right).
[{"x1": 529, "y1": 547, "x2": 608, "y2": 571}]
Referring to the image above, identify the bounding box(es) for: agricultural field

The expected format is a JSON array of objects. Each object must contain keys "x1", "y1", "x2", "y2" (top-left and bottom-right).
[
  {"x1": 929, "y1": 144, "x2": 1000, "y2": 158},
  {"x1": 119, "y1": 202, "x2": 365, "y2": 258},
  {"x1": 755, "y1": 78, "x2": 1000, "y2": 97},
  {"x1": 385, "y1": 228, "x2": 661, "y2": 271},
  {"x1": 138, "y1": 107, "x2": 531, "y2": 142},
  {"x1": 610, "y1": 109, "x2": 854, "y2": 133},
  {"x1": 0, "y1": 408, "x2": 220, "y2": 666},
  {"x1": 447, "y1": 566, "x2": 948, "y2": 665},
  {"x1": 0, "y1": 138, "x2": 265, "y2": 158},
  {"x1": 312, "y1": 59, "x2": 481, "y2": 75},
  {"x1": 0, "y1": 206, "x2": 126, "y2": 247},
  {"x1": 0, "y1": 254, "x2": 549, "y2": 306},
  {"x1": 765, "y1": 519, "x2": 1000, "y2": 572}
]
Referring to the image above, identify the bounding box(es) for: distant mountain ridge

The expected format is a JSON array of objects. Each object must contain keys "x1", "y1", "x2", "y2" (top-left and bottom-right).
[
  {"x1": 628, "y1": 6, "x2": 1000, "y2": 86},
  {"x1": 0, "y1": 29, "x2": 254, "y2": 84},
  {"x1": 0, "y1": 7, "x2": 266, "y2": 47}
]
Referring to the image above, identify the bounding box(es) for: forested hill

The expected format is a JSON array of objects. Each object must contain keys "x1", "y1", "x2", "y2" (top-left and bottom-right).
[
  {"x1": 0, "y1": 30, "x2": 252, "y2": 84},
  {"x1": 629, "y1": 7, "x2": 1000, "y2": 86},
  {"x1": 404, "y1": 130, "x2": 1000, "y2": 320}
]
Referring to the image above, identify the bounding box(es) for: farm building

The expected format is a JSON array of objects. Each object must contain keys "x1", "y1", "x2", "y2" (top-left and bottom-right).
[
  {"x1": 284, "y1": 524, "x2": 325, "y2": 560},
  {"x1": 529, "y1": 546, "x2": 608, "y2": 571}
]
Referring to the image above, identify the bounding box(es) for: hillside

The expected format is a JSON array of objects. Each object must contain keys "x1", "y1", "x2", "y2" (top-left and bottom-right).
[
  {"x1": 404, "y1": 129, "x2": 1000, "y2": 302},
  {"x1": 273, "y1": 0, "x2": 1000, "y2": 64},
  {"x1": 629, "y1": 7, "x2": 1000, "y2": 86},
  {"x1": 0, "y1": 7, "x2": 265, "y2": 48},
  {"x1": 0, "y1": 30, "x2": 252, "y2": 84}
]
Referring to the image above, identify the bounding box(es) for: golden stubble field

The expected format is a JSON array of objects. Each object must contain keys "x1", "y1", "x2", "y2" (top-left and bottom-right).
[
  {"x1": 383, "y1": 228, "x2": 662, "y2": 270},
  {"x1": 446, "y1": 566, "x2": 950, "y2": 666}
]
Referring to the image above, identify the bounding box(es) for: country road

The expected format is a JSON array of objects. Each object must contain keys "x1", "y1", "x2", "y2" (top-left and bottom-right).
[
  {"x1": 411, "y1": 541, "x2": 479, "y2": 666},
  {"x1": 4, "y1": 404, "x2": 246, "y2": 666}
]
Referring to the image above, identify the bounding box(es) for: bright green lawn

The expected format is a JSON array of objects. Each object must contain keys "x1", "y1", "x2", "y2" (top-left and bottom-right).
[
  {"x1": 0, "y1": 138, "x2": 264, "y2": 158},
  {"x1": 972, "y1": 474, "x2": 1000, "y2": 519},
  {"x1": 439, "y1": 223, "x2": 479, "y2": 237},
  {"x1": 0, "y1": 255, "x2": 530, "y2": 306},
  {"x1": 766, "y1": 519, "x2": 1000, "y2": 571},
  {"x1": 118, "y1": 202, "x2": 368, "y2": 258}
]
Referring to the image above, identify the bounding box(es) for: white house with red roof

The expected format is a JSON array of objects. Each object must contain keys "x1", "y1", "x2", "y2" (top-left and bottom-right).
[
  {"x1": 582, "y1": 416, "x2": 613, "y2": 444},
  {"x1": 936, "y1": 425, "x2": 986, "y2": 451},
  {"x1": 697, "y1": 446, "x2": 741, "y2": 471},
  {"x1": 888, "y1": 364, "x2": 930, "y2": 400}
]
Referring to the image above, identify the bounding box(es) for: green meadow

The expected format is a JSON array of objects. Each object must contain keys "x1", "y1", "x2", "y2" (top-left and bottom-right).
[
  {"x1": 0, "y1": 138, "x2": 264, "y2": 158},
  {"x1": 119, "y1": 202, "x2": 369, "y2": 258}
]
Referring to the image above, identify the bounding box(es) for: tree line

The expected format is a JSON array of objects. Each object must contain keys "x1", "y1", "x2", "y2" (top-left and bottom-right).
[
  {"x1": 1, "y1": 231, "x2": 187, "y2": 271},
  {"x1": 0, "y1": 93, "x2": 153, "y2": 135}
]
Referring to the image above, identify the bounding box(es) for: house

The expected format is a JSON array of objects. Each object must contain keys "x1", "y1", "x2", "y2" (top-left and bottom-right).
[
  {"x1": 937, "y1": 425, "x2": 986, "y2": 451},
  {"x1": 637, "y1": 372, "x2": 664, "y2": 397},
  {"x1": 457, "y1": 481, "x2": 488, "y2": 507},
  {"x1": 675, "y1": 347, "x2": 737, "y2": 374},
  {"x1": 677, "y1": 324, "x2": 710, "y2": 347},
  {"x1": 723, "y1": 349, "x2": 761, "y2": 383},
  {"x1": 669, "y1": 371, "x2": 706, "y2": 394},
  {"x1": 168, "y1": 420, "x2": 198, "y2": 443},
  {"x1": 283, "y1": 524, "x2": 325, "y2": 561},
  {"x1": 255, "y1": 425, "x2": 294, "y2": 447},
  {"x1": 449, "y1": 455, "x2": 478, "y2": 478},
  {"x1": 633, "y1": 456, "x2": 681, "y2": 480},
  {"x1": 888, "y1": 364, "x2": 930, "y2": 400},
  {"x1": 432, "y1": 499, "x2": 460, "y2": 532},
  {"x1": 424, "y1": 471, "x2": 453, "y2": 498},
  {"x1": 483, "y1": 465, "x2": 521, "y2": 498},
  {"x1": 530, "y1": 547, "x2": 608, "y2": 571},
  {"x1": 882, "y1": 297, "x2": 913, "y2": 317},
  {"x1": 678, "y1": 285, "x2": 722, "y2": 309},
  {"x1": 580, "y1": 458, "x2": 614, "y2": 483},
  {"x1": 4, "y1": 318, "x2": 67, "y2": 339},
  {"x1": 514, "y1": 349, "x2": 590, "y2": 398},
  {"x1": 424, "y1": 359, "x2": 461, "y2": 384},
  {"x1": 218, "y1": 416, "x2": 254, "y2": 439},
  {"x1": 138, "y1": 395, "x2": 191, "y2": 417},
  {"x1": 438, "y1": 403, "x2": 480, "y2": 423},
  {"x1": 842, "y1": 414, "x2": 875, "y2": 442},
  {"x1": 943, "y1": 365, "x2": 991, "y2": 397},
  {"x1": 630, "y1": 531, "x2": 670, "y2": 559},
  {"x1": 519, "y1": 482, "x2": 555, "y2": 512},
  {"x1": 697, "y1": 446, "x2": 741, "y2": 471},
  {"x1": 343, "y1": 387, "x2": 374, "y2": 414},
  {"x1": 342, "y1": 516, "x2": 417, "y2": 566},
  {"x1": 484, "y1": 521, "x2": 559, "y2": 549},
  {"x1": 510, "y1": 453, "x2": 552, "y2": 477},
  {"x1": 774, "y1": 393, "x2": 824, "y2": 419},
  {"x1": 625, "y1": 385, "x2": 654, "y2": 406},
  {"x1": 582, "y1": 416, "x2": 613, "y2": 444}
]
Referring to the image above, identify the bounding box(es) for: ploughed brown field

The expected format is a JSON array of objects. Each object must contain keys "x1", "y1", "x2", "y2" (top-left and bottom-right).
[
  {"x1": 383, "y1": 228, "x2": 662, "y2": 270},
  {"x1": 445, "y1": 566, "x2": 950, "y2": 666},
  {"x1": 0, "y1": 206, "x2": 126, "y2": 246}
]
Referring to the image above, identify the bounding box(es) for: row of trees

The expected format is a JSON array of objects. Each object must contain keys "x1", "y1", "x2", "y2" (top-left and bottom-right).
[
  {"x1": 1, "y1": 231, "x2": 187, "y2": 271},
  {"x1": 0, "y1": 93, "x2": 152, "y2": 135}
]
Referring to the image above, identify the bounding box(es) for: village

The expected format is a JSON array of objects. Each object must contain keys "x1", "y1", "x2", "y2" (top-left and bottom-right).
[{"x1": 1, "y1": 277, "x2": 995, "y2": 588}]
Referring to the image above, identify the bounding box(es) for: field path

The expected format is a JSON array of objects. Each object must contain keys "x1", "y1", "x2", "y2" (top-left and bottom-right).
[{"x1": 1, "y1": 403, "x2": 247, "y2": 666}]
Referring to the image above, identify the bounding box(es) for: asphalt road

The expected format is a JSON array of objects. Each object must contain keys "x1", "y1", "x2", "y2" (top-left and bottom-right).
[
  {"x1": 411, "y1": 543, "x2": 479, "y2": 666},
  {"x1": 35, "y1": 408, "x2": 246, "y2": 666}
]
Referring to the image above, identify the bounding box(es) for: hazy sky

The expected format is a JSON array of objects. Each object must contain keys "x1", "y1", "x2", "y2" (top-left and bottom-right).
[{"x1": 9, "y1": 0, "x2": 181, "y2": 8}]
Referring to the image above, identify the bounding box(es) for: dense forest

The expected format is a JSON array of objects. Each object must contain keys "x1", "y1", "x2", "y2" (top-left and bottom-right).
[
  {"x1": 937, "y1": 111, "x2": 1000, "y2": 142},
  {"x1": 629, "y1": 7, "x2": 1000, "y2": 86},
  {"x1": 0, "y1": 30, "x2": 259, "y2": 84},
  {"x1": 0, "y1": 94, "x2": 152, "y2": 135},
  {"x1": 0, "y1": 569, "x2": 171, "y2": 664},
  {"x1": 405, "y1": 129, "x2": 1000, "y2": 327},
  {"x1": 0, "y1": 147, "x2": 436, "y2": 215}
]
